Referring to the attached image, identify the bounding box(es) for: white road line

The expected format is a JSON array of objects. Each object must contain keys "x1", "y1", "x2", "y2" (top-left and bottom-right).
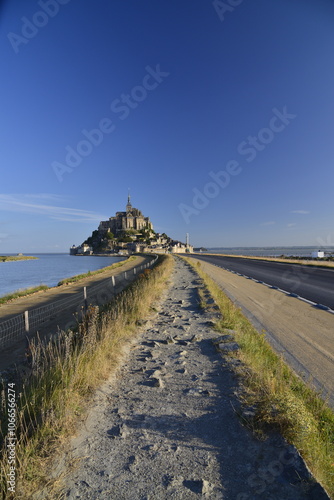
[{"x1": 216, "y1": 265, "x2": 334, "y2": 314}]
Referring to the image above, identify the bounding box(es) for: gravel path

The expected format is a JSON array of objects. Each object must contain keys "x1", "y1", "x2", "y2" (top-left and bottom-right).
[{"x1": 59, "y1": 258, "x2": 328, "y2": 500}]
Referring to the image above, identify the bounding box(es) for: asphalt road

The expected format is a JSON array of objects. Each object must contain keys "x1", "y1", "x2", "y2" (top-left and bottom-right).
[
  {"x1": 189, "y1": 254, "x2": 334, "y2": 310},
  {"x1": 186, "y1": 257, "x2": 334, "y2": 407}
]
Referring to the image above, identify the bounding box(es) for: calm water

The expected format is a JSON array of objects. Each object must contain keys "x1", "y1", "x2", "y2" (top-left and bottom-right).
[
  {"x1": 204, "y1": 246, "x2": 334, "y2": 257},
  {"x1": 0, "y1": 254, "x2": 126, "y2": 298}
]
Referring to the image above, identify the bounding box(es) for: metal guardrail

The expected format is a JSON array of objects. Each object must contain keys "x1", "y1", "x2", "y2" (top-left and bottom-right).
[{"x1": 0, "y1": 256, "x2": 158, "y2": 350}]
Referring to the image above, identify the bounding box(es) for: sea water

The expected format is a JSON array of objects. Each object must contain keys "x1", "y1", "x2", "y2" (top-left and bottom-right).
[{"x1": 0, "y1": 254, "x2": 126, "y2": 298}]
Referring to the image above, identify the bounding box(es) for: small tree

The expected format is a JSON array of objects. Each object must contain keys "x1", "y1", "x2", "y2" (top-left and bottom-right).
[{"x1": 118, "y1": 236, "x2": 133, "y2": 243}]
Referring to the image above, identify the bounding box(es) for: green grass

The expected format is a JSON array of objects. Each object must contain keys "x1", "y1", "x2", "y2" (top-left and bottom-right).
[
  {"x1": 0, "y1": 256, "x2": 37, "y2": 262},
  {"x1": 0, "y1": 255, "x2": 173, "y2": 498},
  {"x1": 57, "y1": 255, "x2": 136, "y2": 285},
  {"x1": 0, "y1": 286, "x2": 49, "y2": 305},
  {"x1": 184, "y1": 257, "x2": 334, "y2": 498}
]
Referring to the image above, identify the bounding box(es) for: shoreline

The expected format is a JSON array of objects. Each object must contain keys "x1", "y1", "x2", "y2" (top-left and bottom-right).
[
  {"x1": 0, "y1": 256, "x2": 132, "y2": 305},
  {"x1": 0, "y1": 255, "x2": 151, "y2": 369},
  {"x1": 72, "y1": 253, "x2": 128, "y2": 257}
]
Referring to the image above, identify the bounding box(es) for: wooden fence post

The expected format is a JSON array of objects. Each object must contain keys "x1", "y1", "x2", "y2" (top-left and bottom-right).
[
  {"x1": 24, "y1": 311, "x2": 29, "y2": 334},
  {"x1": 83, "y1": 287, "x2": 88, "y2": 312}
]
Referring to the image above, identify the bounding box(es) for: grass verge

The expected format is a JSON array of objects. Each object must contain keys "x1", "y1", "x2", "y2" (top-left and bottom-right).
[
  {"x1": 0, "y1": 255, "x2": 173, "y2": 499},
  {"x1": 0, "y1": 286, "x2": 50, "y2": 305},
  {"x1": 57, "y1": 255, "x2": 136, "y2": 285},
  {"x1": 183, "y1": 256, "x2": 334, "y2": 497},
  {"x1": 0, "y1": 256, "x2": 37, "y2": 263}
]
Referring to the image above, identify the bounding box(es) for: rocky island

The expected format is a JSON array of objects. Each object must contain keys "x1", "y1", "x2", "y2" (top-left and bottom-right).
[{"x1": 70, "y1": 195, "x2": 193, "y2": 256}]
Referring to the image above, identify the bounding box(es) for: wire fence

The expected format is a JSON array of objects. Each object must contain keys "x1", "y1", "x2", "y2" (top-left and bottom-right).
[{"x1": 0, "y1": 256, "x2": 158, "y2": 350}]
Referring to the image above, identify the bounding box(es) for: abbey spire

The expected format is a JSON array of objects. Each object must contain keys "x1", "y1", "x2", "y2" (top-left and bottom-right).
[{"x1": 126, "y1": 191, "x2": 132, "y2": 214}]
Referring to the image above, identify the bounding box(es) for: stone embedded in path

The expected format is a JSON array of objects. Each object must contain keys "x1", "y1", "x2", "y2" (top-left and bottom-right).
[
  {"x1": 176, "y1": 339, "x2": 189, "y2": 346},
  {"x1": 217, "y1": 342, "x2": 240, "y2": 353},
  {"x1": 190, "y1": 334, "x2": 199, "y2": 342},
  {"x1": 184, "y1": 388, "x2": 210, "y2": 396},
  {"x1": 107, "y1": 424, "x2": 129, "y2": 439},
  {"x1": 213, "y1": 334, "x2": 235, "y2": 344},
  {"x1": 206, "y1": 320, "x2": 218, "y2": 327},
  {"x1": 151, "y1": 368, "x2": 164, "y2": 378},
  {"x1": 178, "y1": 350, "x2": 188, "y2": 357},
  {"x1": 151, "y1": 377, "x2": 164, "y2": 388},
  {"x1": 176, "y1": 368, "x2": 187, "y2": 374},
  {"x1": 183, "y1": 479, "x2": 214, "y2": 495}
]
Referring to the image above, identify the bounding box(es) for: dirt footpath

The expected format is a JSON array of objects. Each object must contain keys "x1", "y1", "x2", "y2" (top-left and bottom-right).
[
  {"x1": 53, "y1": 258, "x2": 327, "y2": 500},
  {"x1": 187, "y1": 258, "x2": 334, "y2": 408}
]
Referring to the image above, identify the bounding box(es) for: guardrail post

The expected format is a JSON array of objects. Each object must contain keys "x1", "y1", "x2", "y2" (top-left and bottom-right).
[
  {"x1": 24, "y1": 311, "x2": 29, "y2": 334},
  {"x1": 134, "y1": 268, "x2": 136, "y2": 275},
  {"x1": 124, "y1": 271, "x2": 127, "y2": 280},
  {"x1": 112, "y1": 275, "x2": 115, "y2": 287}
]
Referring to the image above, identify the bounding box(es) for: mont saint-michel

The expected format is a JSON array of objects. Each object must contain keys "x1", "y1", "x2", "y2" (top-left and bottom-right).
[{"x1": 70, "y1": 196, "x2": 193, "y2": 255}]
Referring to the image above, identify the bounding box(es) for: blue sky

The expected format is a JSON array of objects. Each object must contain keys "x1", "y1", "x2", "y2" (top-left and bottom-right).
[{"x1": 0, "y1": 0, "x2": 334, "y2": 252}]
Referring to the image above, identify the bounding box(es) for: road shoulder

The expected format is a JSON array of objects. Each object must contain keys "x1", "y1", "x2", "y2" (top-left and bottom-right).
[{"x1": 188, "y1": 257, "x2": 334, "y2": 406}]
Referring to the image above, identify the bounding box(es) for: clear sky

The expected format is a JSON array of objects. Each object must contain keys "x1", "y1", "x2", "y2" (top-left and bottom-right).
[{"x1": 0, "y1": 0, "x2": 334, "y2": 252}]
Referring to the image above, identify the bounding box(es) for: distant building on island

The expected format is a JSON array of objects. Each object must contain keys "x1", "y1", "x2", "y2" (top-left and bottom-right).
[
  {"x1": 311, "y1": 250, "x2": 325, "y2": 259},
  {"x1": 98, "y1": 194, "x2": 153, "y2": 235},
  {"x1": 70, "y1": 243, "x2": 93, "y2": 255},
  {"x1": 70, "y1": 195, "x2": 193, "y2": 255}
]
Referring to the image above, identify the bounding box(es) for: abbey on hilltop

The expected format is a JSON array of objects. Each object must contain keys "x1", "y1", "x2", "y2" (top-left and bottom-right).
[
  {"x1": 70, "y1": 195, "x2": 193, "y2": 255},
  {"x1": 98, "y1": 194, "x2": 153, "y2": 235}
]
